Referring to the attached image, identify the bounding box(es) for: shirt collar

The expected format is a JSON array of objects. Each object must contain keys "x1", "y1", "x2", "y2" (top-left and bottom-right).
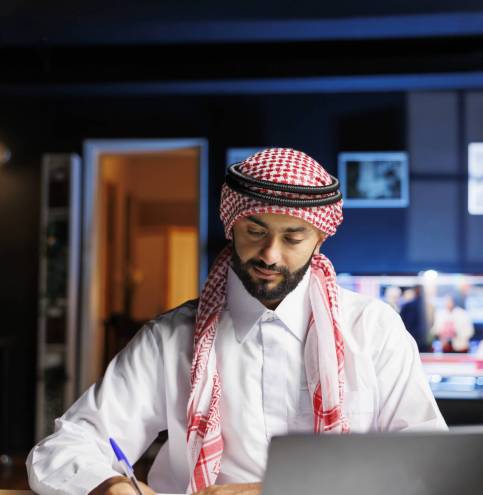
[{"x1": 226, "y1": 265, "x2": 311, "y2": 344}]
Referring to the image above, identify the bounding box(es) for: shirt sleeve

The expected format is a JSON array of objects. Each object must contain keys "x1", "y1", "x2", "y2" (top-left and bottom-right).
[
  {"x1": 26, "y1": 321, "x2": 167, "y2": 495},
  {"x1": 369, "y1": 302, "x2": 448, "y2": 432}
]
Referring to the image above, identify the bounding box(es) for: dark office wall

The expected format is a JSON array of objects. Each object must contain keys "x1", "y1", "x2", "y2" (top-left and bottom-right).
[
  {"x1": 0, "y1": 91, "x2": 406, "y2": 268},
  {"x1": 0, "y1": 102, "x2": 43, "y2": 454},
  {"x1": 0, "y1": 141, "x2": 39, "y2": 455},
  {"x1": 0, "y1": 90, "x2": 481, "y2": 451}
]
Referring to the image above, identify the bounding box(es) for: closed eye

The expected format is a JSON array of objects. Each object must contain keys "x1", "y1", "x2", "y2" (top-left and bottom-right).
[
  {"x1": 247, "y1": 229, "x2": 265, "y2": 237},
  {"x1": 285, "y1": 237, "x2": 303, "y2": 245}
]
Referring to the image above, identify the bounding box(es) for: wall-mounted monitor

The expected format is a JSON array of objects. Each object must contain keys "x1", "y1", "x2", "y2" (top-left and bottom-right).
[
  {"x1": 468, "y1": 143, "x2": 483, "y2": 215},
  {"x1": 338, "y1": 151, "x2": 409, "y2": 208}
]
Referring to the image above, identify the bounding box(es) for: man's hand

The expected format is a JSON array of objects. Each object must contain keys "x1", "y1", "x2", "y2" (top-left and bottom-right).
[
  {"x1": 89, "y1": 475, "x2": 157, "y2": 495},
  {"x1": 195, "y1": 482, "x2": 262, "y2": 495}
]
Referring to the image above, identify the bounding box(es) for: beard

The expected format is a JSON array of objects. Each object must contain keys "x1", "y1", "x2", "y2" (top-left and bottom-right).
[{"x1": 231, "y1": 247, "x2": 313, "y2": 304}]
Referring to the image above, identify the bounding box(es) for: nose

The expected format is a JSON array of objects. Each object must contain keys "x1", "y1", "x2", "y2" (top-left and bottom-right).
[{"x1": 258, "y1": 235, "x2": 282, "y2": 267}]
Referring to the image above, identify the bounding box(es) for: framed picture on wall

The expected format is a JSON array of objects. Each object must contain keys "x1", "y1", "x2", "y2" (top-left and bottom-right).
[
  {"x1": 338, "y1": 151, "x2": 409, "y2": 208},
  {"x1": 226, "y1": 148, "x2": 264, "y2": 169}
]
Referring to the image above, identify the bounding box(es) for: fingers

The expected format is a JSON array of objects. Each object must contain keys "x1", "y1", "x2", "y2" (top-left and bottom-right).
[
  {"x1": 138, "y1": 481, "x2": 158, "y2": 495},
  {"x1": 195, "y1": 482, "x2": 263, "y2": 495},
  {"x1": 103, "y1": 481, "x2": 138, "y2": 495},
  {"x1": 88, "y1": 476, "x2": 157, "y2": 495}
]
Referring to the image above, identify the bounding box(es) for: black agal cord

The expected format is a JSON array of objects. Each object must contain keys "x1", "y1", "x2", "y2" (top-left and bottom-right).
[{"x1": 225, "y1": 163, "x2": 342, "y2": 207}]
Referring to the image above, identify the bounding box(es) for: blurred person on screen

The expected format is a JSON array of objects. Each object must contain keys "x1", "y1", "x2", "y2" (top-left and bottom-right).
[
  {"x1": 431, "y1": 295, "x2": 475, "y2": 353},
  {"x1": 400, "y1": 285, "x2": 431, "y2": 352}
]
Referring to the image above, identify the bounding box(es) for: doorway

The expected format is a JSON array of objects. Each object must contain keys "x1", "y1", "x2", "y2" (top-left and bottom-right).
[{"x1": 80, "y1": 139, "x2": 208, "y2": 392}]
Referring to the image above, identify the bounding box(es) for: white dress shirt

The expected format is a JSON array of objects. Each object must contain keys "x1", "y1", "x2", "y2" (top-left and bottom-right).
[{"x1": 27, "y1": 268, "x2": 447, "y2": 495}]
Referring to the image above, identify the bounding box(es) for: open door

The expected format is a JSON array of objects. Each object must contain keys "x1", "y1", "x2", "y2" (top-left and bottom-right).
[{"x1": 80, "y1": 139, "x2": 208, "y2": 393}]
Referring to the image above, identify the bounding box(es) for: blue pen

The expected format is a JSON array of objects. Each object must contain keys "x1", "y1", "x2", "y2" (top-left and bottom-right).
[{"x1": 109, "y1": 437, "x2": 145, "y2": 495}]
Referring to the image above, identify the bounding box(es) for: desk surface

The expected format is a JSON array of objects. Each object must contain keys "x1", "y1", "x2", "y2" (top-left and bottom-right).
[{"x1": 0, "y1": 491, "x2": 33, "y2": 494}]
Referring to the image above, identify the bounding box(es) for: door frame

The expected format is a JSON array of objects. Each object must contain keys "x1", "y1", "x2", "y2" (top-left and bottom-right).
[{"x1": 80, "y1": 138, "x2": 208, "y2": 392}]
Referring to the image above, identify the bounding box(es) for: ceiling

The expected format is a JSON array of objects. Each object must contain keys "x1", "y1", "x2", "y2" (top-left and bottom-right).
[
  {"x1": 2, "y1": 1, "x2": 483, "y2": 93},
  {"x1": 2, "y1": 0, "x2": 483, "y2": 46}
]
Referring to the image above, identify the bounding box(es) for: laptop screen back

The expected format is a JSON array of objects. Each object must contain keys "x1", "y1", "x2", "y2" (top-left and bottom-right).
[{"x1": 262, "y1": 430, "x2": 483, "y2": 495}]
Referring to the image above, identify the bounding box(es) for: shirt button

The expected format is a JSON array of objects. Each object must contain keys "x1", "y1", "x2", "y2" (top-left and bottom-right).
[{"x1": 263, "y1": 312, "x2": 275, "y2": 322}]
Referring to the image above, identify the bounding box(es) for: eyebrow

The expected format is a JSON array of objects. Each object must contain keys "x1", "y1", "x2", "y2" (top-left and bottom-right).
[{"x1": 246, "y1": 216, "x2": 307, "y2": 233}]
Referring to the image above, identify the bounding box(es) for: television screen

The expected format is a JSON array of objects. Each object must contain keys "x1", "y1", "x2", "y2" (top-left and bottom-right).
[
  {"x1": 338, "y1": 151, "x2": 409, "y2": 208},
  {"x1": 337, "y1": 273, "x2": 483, "y2": 398}
]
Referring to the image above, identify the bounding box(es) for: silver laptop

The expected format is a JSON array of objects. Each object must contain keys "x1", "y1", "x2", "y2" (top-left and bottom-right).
[{"x1": 262, "y1": 428, "x2": 483, "y2": 495}]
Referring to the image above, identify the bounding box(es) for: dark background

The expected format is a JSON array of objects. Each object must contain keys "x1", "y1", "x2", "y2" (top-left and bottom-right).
[{"x1": 1, "y1": 0, "x2": 483, "y2": 453}]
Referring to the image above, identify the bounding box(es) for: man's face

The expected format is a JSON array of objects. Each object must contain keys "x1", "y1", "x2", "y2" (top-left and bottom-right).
[{"x1": 231, "y1": 213, "x2": 327, "y2": 308}]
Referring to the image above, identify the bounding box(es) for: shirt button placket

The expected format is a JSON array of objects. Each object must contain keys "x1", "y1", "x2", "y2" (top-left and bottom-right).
[{"x1": 261, "y1": 313, "x2": 288, "y2": 440}]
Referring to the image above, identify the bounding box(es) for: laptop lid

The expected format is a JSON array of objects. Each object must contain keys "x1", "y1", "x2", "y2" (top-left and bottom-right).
[{"x1": 262, "y1": 428, "x2": 483, "y2": 495}]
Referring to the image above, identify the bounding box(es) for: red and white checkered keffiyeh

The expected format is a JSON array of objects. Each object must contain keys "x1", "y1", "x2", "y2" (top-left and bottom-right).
[{"x1": 186, "y1": 148, "x2": 349, "y2": 493}]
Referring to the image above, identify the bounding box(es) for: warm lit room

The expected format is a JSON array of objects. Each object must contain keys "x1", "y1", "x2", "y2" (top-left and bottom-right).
[{"x1": 1, "y1": 1, "x2": 483, "y2": 494}]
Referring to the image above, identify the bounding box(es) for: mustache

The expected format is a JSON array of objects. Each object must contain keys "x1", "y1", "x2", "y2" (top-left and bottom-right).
[{"x1": 247, "y1": 258, "x2": 289, "y2": 275}]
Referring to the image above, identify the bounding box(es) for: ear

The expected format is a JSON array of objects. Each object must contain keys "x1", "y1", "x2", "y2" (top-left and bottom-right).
[{"x1": 316, "y1": 232, "x2": 328, "y2": 251}]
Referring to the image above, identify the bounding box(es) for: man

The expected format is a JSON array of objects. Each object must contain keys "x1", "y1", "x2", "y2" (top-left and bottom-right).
[
  {"x1": 430, "y1": 294, "x2": 474, "y2": 352},
  {"x1": 400, "y1": 285, "x2": 430, "y2": 352},
  {"x1": 27, "y1": 148, "x2": 446, "y2": 495}
]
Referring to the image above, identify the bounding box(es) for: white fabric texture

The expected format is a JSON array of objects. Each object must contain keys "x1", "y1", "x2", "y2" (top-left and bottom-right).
[{"x1": 27, "y1": 275, "x2": 447, "y2": 495}]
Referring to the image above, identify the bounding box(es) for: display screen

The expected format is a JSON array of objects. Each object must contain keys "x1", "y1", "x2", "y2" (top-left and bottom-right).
[
  {"x1": 338, "y1": 151, "x2": 409, "y2": 208},
  {"x1": 337, "y1": 273, "x2": 483, "y2": 398}
]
